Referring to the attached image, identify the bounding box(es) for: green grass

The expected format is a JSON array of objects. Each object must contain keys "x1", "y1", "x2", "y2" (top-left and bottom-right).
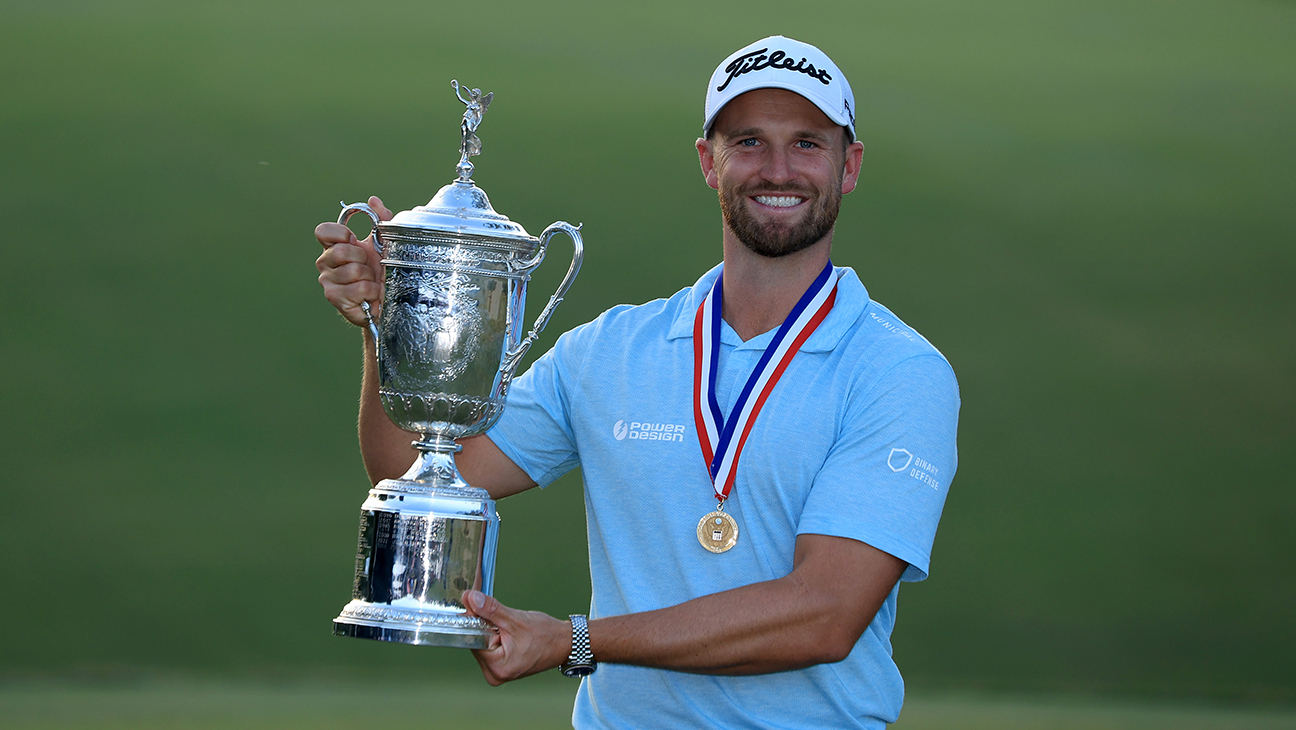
[
  {"x1": 2, "y1": 681, "x2": 1294, "y2": 730},
  {"x1": 0, "y1": 680, "x2": 578, "y2": 730},
  {"x1": 0, "y1": 0, "x2": 1293, "y2": 705},
  {"x1": 893, "y1": 694, "x2": 1296, "y2": 730}
]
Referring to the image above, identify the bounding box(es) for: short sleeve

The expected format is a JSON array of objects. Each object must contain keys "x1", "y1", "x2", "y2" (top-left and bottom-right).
[
  {"x1": 485, "y1": 326, "x2": 588, "y2": 488},
  {"x1": 797, "y1": 354, "x2": 960, "y2": 582}
]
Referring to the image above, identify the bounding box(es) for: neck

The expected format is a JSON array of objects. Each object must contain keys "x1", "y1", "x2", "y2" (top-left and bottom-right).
[{"x1": 719, "y1": 230, "x2": 833, "y2": 341}]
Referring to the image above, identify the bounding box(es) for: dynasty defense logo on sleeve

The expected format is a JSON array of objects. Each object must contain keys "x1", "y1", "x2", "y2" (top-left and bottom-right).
[{"x1": 613, "y1": 419, "x2": 686, "y2": 443}]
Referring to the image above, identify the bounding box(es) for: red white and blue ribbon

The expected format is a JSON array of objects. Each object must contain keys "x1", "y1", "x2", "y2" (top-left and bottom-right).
[{"x1": 692, "y1": 261, "x2": 839, "y2": 504}]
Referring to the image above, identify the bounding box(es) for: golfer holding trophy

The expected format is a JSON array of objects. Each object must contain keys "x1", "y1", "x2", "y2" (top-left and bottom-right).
[{"x1": 316, "y1": 36, "x2": 959, "y2": 729}]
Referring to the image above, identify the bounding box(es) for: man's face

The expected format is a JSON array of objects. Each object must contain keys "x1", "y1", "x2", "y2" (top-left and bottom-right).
[{"x1": 700, "y1": 89, "x2": 863, "y2": 258}]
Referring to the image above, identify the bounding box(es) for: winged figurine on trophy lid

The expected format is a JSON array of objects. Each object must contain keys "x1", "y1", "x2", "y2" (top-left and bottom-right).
[{"x1": 452, "y1": 79, "x2": 492, "y2": 181}]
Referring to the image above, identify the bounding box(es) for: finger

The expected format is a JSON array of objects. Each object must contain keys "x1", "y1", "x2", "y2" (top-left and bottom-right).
[
  {"x1": 320, "y1": 273, "x2": 380, "y2": 297},
  {"x1": 469, "y1": 648, "x2": 506, "y2": 687},
  {"x1": 319, "y1": 279, "x2": 382, "y2": 311},
  {"x1": 319, "y1": 245, "x2": 384, "y2": 289},
  {"x1": 369, "y1": 195, "x2": 394, "y2": 221},
  {"x1": 319, "y1": 262, "x2": 380, "y2": 288},
  {"x1": 317, "y1": 242, "x2": 372, "y2": 270},
  {"x1": 337, "y1": 301, "x2": 381, "y2": 327},
  {"x1": 469, "y1": 626, "x2": 509, "y2": 687},
  {"x1": 315, "y1": 221, "x2": 358, "y2": 247}
]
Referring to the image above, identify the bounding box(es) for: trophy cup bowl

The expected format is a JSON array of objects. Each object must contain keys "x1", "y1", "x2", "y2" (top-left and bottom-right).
[{"x1": 331, "y1": 82, "x2": 582, "y2": 648}]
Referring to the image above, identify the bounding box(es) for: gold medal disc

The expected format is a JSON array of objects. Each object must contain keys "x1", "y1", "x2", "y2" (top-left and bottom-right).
[{"x1": 697, "y1": 510, "x2": 739, "y2": 553}]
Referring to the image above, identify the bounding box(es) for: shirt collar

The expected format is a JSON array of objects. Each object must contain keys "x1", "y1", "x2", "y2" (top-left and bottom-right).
[{"x1": 666, "y1": 262, "x2": 869, "y2": 353}]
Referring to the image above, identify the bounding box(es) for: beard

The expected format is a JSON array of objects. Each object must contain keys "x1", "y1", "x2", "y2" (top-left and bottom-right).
[{"x1": 719, "y1": 179, "x2": 842, "y2": 258}]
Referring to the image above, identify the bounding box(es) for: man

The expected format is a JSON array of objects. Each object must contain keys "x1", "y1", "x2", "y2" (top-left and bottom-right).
[{"x1": 316, "y1": 36, "x2": 959, "y2": 729}]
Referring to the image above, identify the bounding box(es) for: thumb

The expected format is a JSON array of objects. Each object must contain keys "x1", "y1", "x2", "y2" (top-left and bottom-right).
[
  {"x1": 464, "y1": 590, "x2": 520, "y2": 631},
  {"x1": 464, "y1": 590, "x2": 496, "y2": 617},
  {"x1": 369, "y1": 195, "x2": 394, "y2": 222}
]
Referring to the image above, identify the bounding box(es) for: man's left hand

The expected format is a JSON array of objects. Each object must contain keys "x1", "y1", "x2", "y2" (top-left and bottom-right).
[{"x1": 463, "y1": 590, "x2": 572, "y2": 686}]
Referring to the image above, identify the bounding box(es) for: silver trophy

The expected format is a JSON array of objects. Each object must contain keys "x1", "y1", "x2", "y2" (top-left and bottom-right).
[{"x1": 331, "y1": 81, "x2": 583, "y2": 648}]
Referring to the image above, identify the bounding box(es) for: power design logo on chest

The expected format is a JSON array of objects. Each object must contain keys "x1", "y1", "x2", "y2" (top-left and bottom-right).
[{"x1": 612, "y1": 419, "x2": 687, "y2": 443}]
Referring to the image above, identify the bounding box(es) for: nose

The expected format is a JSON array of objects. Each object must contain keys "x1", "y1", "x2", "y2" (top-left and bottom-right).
[{"x1": 759, "y1": 145, "x2": 797, "y2": 186}]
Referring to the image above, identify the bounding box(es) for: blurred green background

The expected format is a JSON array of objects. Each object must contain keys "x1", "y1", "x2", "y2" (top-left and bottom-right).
[{"x1": 2, "y1": 0, "x2": 1293, "y2": 723}]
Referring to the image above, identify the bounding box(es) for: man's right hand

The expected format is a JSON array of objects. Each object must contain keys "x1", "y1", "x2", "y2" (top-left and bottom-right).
[{"x1": 314, "y1": 195, "x2": 393, "y2": 326}]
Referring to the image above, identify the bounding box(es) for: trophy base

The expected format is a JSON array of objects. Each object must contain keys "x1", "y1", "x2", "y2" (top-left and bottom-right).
[
  {"x1": 333, "y1": 599, "x2": 495, "y2": 649},
  {"x1": 333, "y1": 442, "x2": 501, "y2": 650}
]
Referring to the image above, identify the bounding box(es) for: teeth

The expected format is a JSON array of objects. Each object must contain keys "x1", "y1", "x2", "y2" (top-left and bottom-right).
[{"x1": 755, "y1": 195, "x2": 803, "y2": 208}]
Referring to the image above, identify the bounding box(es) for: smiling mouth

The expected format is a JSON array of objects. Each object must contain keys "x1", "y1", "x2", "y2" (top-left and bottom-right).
[{"x1": 752, "y1": 195, "x2": 806, "y2": 208}]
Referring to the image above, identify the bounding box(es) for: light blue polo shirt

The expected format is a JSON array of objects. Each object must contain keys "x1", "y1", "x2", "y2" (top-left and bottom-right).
[{"x1": 487, "y1": 264, "x2": 959, "y2": 729}]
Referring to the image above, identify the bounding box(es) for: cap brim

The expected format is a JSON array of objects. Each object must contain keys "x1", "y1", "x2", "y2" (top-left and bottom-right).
[{"x1": 704, "y1": 78, "x2": 853, "y2": 137}]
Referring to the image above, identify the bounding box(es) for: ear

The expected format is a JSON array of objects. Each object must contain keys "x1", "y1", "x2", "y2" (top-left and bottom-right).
[
  {"x1": 840, "y1": 140, "x2": 864, "y2": 195},
  {"x1": 696, "y1": 137, "x2": 720, "y2": 191}
]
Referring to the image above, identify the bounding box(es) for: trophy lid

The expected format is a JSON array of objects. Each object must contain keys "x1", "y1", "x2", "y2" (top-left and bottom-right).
[{"x1": 384, "y1": 81, "x2": 535, "y2": 244}]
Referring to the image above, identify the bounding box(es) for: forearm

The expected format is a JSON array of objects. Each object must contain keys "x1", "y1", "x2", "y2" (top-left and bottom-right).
[
  {"x1": 358, "y1": 330, "x2": 419, "y2": 485},
  {"x1": 588, "y1": 535, "x2": 906, "y2": 675},
  {"x1": 591, "y1": 574, "x2": 853, "y2": 674}
]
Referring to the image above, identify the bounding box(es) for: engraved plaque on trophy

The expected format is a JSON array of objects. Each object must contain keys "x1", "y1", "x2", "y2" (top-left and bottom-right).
[{"x1": 331, "y1": 81, "x2": 583, "y2": 648}]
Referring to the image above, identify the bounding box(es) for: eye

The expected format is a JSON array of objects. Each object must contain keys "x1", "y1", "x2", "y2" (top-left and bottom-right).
[
  {"x1": 796, "y1": 140, "x2": 817, "y2": 149},
  {"x1": 739, "y1": 138, "x2": 759, "y2": 147}
]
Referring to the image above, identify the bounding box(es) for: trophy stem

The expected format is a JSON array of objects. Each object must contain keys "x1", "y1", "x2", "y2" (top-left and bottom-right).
[{"x1": 396, "y1": 434, "x2": 473, "y2": 490}]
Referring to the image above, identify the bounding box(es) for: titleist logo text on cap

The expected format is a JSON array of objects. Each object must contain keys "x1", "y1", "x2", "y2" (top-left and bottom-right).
[{"x1": 717, "y1": 48, "x2": 833, "y2": 92}]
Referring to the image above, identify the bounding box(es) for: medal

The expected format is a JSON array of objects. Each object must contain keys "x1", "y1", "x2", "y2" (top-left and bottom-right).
[
  {"x1": 691, "y1": 262, "x2": 838, "y2": 552},
  {"x1": 697, "y1": 506, "x2": 739, "y2": 553}
]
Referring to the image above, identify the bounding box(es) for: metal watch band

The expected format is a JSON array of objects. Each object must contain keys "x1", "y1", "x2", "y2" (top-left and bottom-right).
[{"x1": 560, "y1": 614, "x2": 596, "y2": 678}]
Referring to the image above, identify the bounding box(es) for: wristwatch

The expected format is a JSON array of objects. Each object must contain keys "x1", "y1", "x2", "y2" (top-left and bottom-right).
[{"x1": 560, "y1": 614, "x2": 596, "y2": 678}]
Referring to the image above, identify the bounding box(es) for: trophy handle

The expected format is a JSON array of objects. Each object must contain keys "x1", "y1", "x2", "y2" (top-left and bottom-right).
[
  {"x1": 337, "y1": 202, "x2": 386, "y2": 256},
  {"x1": 337, "y1": 202, "x2": 386, "y2": 352},
  {"x1": 500, "y1": 221, "x2": 584, "y2": 376}
]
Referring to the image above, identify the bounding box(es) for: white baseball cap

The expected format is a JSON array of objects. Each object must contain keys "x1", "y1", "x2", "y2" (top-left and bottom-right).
[{"x1": 703, "y1": 36, "x2": 856, "y2": 141}]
